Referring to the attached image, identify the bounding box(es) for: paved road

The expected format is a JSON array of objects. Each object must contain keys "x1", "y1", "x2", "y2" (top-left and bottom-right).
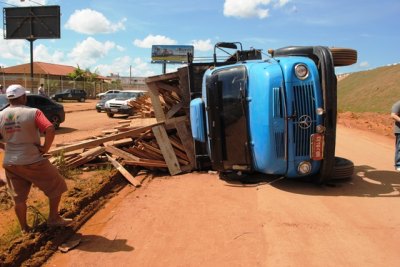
[{"x1": 45, "y1": 125, "x2": 400, "y2": 267}]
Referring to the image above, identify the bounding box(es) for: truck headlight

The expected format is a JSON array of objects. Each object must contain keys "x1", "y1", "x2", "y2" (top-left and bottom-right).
[
  {"x1": 316, "y1": 107, "x2": 324, "y2": 115},
  {"x1": 294, "y1": 64, "x2": 309, "y2": 80},
  {"x1": 297, "y1": 161, "x2": 312, "y2": 175}
]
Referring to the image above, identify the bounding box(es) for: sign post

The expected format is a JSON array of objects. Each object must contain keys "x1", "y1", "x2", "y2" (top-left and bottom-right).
[{"x1": 3, "y1": 5, "x2": 61, "y2": 92}]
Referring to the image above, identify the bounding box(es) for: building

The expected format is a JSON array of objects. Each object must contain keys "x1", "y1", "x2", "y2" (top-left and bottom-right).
[{"x1": 0, "y1": 62, "x2": 109, "y2": 97}]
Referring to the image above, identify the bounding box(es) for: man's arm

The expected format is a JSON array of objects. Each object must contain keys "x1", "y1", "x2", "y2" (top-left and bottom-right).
[
  {"x1": 0, "y1": 178, "x2": 5, "y2": 187},
  {"x1": 391, "y1": 112, "x2": 400, "y2": 123},
  {"x1": 38, "y1": 125, "x2": 55, "y2": 154}
]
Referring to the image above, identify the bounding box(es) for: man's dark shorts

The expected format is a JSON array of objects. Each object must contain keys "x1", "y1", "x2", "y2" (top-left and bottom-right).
[{"x1": 3, "y1": 159, "x2": 67, "y2": 203}]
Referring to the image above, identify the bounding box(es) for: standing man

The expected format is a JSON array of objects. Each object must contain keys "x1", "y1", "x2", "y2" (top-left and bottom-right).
[
  {"x1": 38, "y1": 83, "x2": 45, "y2": 96},
  {"x1": 391, "y1": 100, "x2": 400, "y2": 171},
  {"x1": 0, "y1": 84, "x2": 4, "y2": 94},
  {"x1": 0, "y1": 84, "x2": 71, "y2": 233}
]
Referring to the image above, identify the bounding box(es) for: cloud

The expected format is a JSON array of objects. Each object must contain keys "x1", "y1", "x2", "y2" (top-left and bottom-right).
[
  {"x1": 191, "y1": 39, "x2": 213, "y2": 52},
  {"x1": 68, "y1": 37, "x2": 117, "y2": 67},
  {"x1": 33, "y1": 44, "x2": 64, "y2": 63},
  {"x1": 133, "y1": 35, "x2": 177, "y2": 48},
  {"x1": 359, "y1": 61, "x2": 369, "y2": 68},
  {"x1": 0, "y1": 33, "x2": 27, "y2": 64},
  {"x1": 95, "y1": 56, "x2": 156, "y2": 77},
  {"x1": 223, "y1": 0, "x2": 290, "y2": 19},
  {"x1": 224, "y1": 0, "x2": 270, "y2": 19},
  {"x1": 274, "y1": 0, "x2": 289, "y2": 8},
  {"x1": 65, "y1": 9, "x2": 126, "y2": 34}
]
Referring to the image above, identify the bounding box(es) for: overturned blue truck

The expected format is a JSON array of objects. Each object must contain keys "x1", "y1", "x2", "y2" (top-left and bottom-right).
[{"x1": 186, "y1": 42, "x2": 357, "y2": 183}]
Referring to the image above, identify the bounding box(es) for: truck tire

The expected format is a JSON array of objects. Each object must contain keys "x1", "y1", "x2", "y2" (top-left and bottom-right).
[
  {"x1": 107, "y1": 112, "x2": 114, "y2": 118},
  {"x1": 329, "y1": 48, "x2": 357, "y2": 67},
  {"x1": 331, "y1": 157, "x2": 354, "y2": 180}
]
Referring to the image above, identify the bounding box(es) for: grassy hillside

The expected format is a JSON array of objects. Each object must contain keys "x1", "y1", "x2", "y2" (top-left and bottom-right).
[{"x1": 337, "y1": 64, "x2": 400, "y2": 113}]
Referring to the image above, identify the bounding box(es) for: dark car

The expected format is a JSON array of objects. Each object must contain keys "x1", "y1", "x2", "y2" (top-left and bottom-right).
[
  {"x1": 0, "y1": 94, "x2": 65, "y2": 129},
  {"x1": 51, "y1": 89, "x2": 87, "y2": 102},
  {"x1": 95, "y1": 93, "x2": 119, "y2": 112}
]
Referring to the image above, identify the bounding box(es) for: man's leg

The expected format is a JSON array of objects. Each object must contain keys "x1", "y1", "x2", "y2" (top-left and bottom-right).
[
  {"x1": 14, "y1": 201, "x2": 29, "y2": 232},
  {"x1": 47, "y1": 194, "x2": 71, "y2": 226},
  {"x1": 395, "y1": 134, "x2": 400, "y2": 169},
  {"x1": 48, "y1": 195, "x2": 62, "y2": 221}
]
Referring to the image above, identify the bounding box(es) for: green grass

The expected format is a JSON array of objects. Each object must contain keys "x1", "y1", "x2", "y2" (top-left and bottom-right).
[{"x1": 338, "y1": 64, "x2": 400, "y2": 113}]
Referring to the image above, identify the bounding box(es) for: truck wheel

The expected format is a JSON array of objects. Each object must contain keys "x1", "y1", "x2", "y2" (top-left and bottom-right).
[
  {"x1": 329, "y1": 48, "x2": 357, "y2": 67},
  {"x1": 107, "y1": 113, "x2": 114, "y2": 118},
  {"x1": 331, "y1": 157, "x2": 354, "y2": 180},
  {"x1": 80, "y1": 97, "x2": 86, "y2": 102}
]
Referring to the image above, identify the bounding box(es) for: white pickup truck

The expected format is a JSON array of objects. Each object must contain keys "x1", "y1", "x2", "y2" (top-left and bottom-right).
[{"x1": 104, "y1": 90, "x2": 146, "y2": 117}]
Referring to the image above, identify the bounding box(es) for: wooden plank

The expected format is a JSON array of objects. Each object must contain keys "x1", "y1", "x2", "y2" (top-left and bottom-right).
[
  {"x1": 109, "y1": 138, "x2": 134, "y2": 147},
  {"x1": 155, "y1": 81, "x2": 180, "y2": 93},
  {"x1": 168, "y1": 136, "x2": 185, "y2": 151},
  {"x1": 105, "y1": 145, "x2": 141, "y2": 161},
  {"x1": 66, "y1": 147, "x2": 106, "y2": 168},
  {"x1": 166, "y1": 102, "x2": 183, "y2": 119},
  {"x1": 177, "y1": 66, "x2": 191, "y2": 108},
  {"x1": 49, "y1": 123, "x2": 162, "y2": 155},
  {"x1": 175, "y1": 120, "x2": 196, "y2": 169},
  {"x1": 106, "y1": 154, "x2": 141, "y2": 187},
  {"x1": 145, "y1": 72, "x2": 179, "y2": 83},
  {"x1": 164, "y1": 116, "x2": 187, "y2": 130},
  {"x1": 152, "y1": 125, "x2": 181, "y2": 175},
  {"x1": 123, "y1": 160, "x2": 168, "y2": 168},
  {"x1": 147, "y1": 83, "x2": 166, "y2": 122}
]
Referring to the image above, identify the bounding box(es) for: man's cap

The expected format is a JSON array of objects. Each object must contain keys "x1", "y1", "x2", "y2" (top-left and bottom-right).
[{"x1": 6, "y1": 84, "x2": 26, "y2": 99}]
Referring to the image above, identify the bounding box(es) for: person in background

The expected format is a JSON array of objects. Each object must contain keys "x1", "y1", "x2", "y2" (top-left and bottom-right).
[
  {"x1": 391, "y1": 100, "x2": 400, "y2": 171},
  {"x1": 0, "y1": 84, "x2": 72, "y2": 233},
  {"x1": 0, "y1": 84, "x2": 4, "y2": 94},
  {"x1": 38, "y1": 83, "x2": 46, "y2": 96}
]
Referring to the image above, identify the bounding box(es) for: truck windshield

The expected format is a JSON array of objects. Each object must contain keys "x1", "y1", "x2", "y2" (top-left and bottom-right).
[{"x1": 206, "y1": 65, "x2": 251, "y2": 169}]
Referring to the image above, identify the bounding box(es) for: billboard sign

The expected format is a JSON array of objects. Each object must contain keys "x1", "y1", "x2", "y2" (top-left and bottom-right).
[
  {"x1": 3, "y1": 5, "x2": 61, "y2": 39},
  {"x1": 151, "y1": 45, "x2": 194, "y2": 63}
]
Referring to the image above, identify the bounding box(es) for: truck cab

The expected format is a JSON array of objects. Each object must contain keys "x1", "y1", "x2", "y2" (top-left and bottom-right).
[{"x1": 189, "y1": 43, "x2": 357, "y2": 183}]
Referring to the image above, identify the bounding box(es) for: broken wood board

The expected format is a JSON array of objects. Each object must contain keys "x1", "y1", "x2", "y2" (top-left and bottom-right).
[
  {"x1": 106, "y1": 154, "x2": 141, "y2": 187},
  {"x1": 152, "y1": 125, "x2": 181, "y2": 175},
  {"x1": 50, "y1": 122, "x2": 162, "y2": 155}
]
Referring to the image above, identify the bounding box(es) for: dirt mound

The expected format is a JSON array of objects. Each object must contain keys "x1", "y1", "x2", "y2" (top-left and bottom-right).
[{"x1": 338, "y1": 112, "x2": 394, "y2": 139}]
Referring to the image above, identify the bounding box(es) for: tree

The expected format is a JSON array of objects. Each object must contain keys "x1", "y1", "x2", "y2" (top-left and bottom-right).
[{"x1": 67, "y1": 65, "x2": 86, "y2": 81}]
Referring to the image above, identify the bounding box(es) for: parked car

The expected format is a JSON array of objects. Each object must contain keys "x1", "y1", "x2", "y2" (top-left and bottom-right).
[
  {"x1": 95, "y1": 93, "x2": 119, "y2": 112},
  {"x1": 0, "y1": 94, "x2": 65, "y2": 129},
  {"x1": 96, "y1": 90, "x2": 121, "y2": 99},
  {"x1": 51, "y1": 89, "x2": 87, "y2": 102},
  {"x1": 104, "y1": 90, "x2": 146, "y2": 117}
]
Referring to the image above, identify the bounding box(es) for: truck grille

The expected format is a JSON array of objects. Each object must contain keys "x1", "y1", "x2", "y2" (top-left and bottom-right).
[{"x1": 292, "y1": 83, "x2": 316, "y2": 157}]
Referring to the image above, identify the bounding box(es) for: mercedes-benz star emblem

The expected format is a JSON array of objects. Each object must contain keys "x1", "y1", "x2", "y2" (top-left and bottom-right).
[{"x1": 298, "y1": 115, "x2": 312, "y2": 129}]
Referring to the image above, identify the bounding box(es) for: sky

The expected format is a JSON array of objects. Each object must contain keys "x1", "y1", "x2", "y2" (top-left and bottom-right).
[{"x1": 0, "y1": 0, "x2": 399, "y2": 77}]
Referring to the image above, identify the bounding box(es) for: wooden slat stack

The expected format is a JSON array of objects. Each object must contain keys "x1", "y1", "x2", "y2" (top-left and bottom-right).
[{"x1": 50, "y1": 66, "x2": 197, "y2": 184}]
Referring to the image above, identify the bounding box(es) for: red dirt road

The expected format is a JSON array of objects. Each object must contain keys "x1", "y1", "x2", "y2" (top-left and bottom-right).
[{"x1": 44, "y1": 123, "x2": 400, "y2": 267}]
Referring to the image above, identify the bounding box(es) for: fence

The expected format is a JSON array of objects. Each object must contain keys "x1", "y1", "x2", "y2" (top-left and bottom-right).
[{"x1": 0, "y1": 76, "x2": 121, "y2": 99}]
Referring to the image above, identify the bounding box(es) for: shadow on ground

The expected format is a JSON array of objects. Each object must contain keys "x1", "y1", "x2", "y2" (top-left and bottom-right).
[{"x1": 220, "y1": 165, "x2": 400, "y2": 198}]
